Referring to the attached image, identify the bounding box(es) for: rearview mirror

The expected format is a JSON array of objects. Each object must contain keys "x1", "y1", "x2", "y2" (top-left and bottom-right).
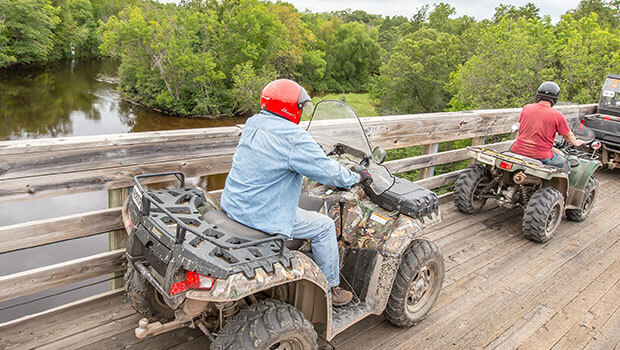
[{"x1": 372, "y1": 146, "x2": 387, "y2": 164}]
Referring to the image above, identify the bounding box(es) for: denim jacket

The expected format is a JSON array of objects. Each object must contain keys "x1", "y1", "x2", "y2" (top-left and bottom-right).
[{"x1": 220, "y1": 110, "x2": 360, "y2": 238}]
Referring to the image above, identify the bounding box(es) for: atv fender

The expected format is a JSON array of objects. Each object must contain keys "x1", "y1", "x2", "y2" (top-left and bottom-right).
[
  {"x1": 543, "y1": 176, "x2": 569, "y2": 199},
  {"x1": 185, "y1": 251, "x2": 331, "y2": 326}
]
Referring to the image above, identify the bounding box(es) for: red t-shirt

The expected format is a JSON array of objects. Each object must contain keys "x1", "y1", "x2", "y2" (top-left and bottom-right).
[{"x1": 511, "y1": 102, "x2": 571, "y2": 159}]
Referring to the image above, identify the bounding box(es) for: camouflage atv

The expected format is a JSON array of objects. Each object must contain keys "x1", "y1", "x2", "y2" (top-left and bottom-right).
[
  {"x1": 454, "y1": 123, "x2": 602, "y2": 243},
  {"x1": 121, "y1": 100, "x2": 445, "y2": 349}
]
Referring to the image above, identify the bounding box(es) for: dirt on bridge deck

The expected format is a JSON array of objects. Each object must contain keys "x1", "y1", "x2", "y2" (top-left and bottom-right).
[{"x1": 1, "y1": 169, "x2": 618, "y2": 350}]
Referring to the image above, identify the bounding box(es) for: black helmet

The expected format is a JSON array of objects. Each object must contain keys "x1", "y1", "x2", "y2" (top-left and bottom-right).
[{"x1": 536, "y1": 81, "x2": 560, "y2": 106}]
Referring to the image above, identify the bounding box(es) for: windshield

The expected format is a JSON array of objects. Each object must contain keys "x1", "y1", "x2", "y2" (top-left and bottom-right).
[
  {"x1": 599, "y1": 77, "x2": 620, "y2": 112},
  {"x1": 306, "y1": 100, "x2": 394, "y2": 194}
]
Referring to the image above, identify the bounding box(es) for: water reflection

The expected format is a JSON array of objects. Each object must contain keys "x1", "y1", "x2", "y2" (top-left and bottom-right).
[{"x1": 0, "y1": 59, "x2": 246, "y2": 140}]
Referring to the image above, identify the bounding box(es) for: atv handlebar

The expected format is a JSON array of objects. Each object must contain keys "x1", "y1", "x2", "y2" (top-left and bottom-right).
[{"x1": 132, "y1": 173, "x2": 286, "y2": 256}]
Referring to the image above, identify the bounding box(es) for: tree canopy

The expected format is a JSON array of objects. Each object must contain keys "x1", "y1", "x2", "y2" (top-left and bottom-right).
[{"x1": 2, "y1": 0, "x2": 620, "y2": 116}]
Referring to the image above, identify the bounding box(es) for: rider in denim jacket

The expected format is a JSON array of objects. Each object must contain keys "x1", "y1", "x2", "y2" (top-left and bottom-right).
[{"x1": 221, "y1": 79, "x2": 371, "y2": 306}]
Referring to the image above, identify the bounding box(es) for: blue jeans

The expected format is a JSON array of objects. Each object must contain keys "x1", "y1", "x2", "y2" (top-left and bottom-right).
[
  {"x1": 540, "y1": 151, "x2": 570, "y2": 173},
  {"x1": 292, "y1": 208, "x2": 340, "y2": 287}
]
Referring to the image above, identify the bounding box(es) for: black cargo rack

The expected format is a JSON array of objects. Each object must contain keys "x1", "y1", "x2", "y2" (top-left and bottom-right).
[{"x1": 133, "y1": 172, "x2": 286, "y2": 256}]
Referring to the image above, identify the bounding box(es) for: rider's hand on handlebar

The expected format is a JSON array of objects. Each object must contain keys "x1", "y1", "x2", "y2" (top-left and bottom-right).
[
  {"x1": 572, "y1": 139, "x2": 585, "y2": 147},
  {"x1": 352, "y1": 165, "x2": 373, "y2": 186}
]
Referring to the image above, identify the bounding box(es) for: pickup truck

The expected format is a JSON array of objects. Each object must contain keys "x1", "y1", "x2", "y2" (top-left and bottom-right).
[{"x1": 582, "y1": 74, "x2": 620, "y2": 169}]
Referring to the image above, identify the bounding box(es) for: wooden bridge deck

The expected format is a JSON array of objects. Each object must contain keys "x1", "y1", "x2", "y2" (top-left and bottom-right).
[{"x1": 1, "y1": 169, "x2": 618, "y2": 350}]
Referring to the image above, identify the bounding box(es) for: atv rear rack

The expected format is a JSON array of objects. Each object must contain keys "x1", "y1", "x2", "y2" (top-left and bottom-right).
[{"x1": 133, "y1": 172, "x2": 286, "y2": 256}]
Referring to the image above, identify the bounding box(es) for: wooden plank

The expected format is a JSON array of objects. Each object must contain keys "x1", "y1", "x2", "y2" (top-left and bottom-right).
[
  {"x1": 551, "y1": 280, "x2": 620, "y2": 350},
  {"x1": 0, "y1": 208, "x2": 122, "y2": 253},
  {"x1": 0, "y1": 136, "x2": 240, "y2": 181},
  {"x1": 0, "y1": 126, "x2": 242, "y2": 155},
  {"x1": 418, "y1": 143, "x2": 439, "y2": 179},
  {"x1": 0, "y1": 154, "x2": 233, "y2": 203},
  {"x1": 0, "y1": 249, "x2": 126, "y2": 302},
  {"x1": 0, "y1": 290, "x2": 133, "y2": 350},
  {"x1": 519, "y1": 259, "x2": 620, "y2": 349},
  {"x1": 109, "y1": 187, "x2": 129, "y2": 289},
  {"x1": 0, "y1": 289, "x2": 123, "y2": 329},
  {"x1": 385, "y1": 141, "x2": 511, "y2": 174},
  {"x1": 79, "y1": 327, "x2": 204, "y2": 350},
  {"x1": 581, "y1": 306, "x2": 620, "y2": 350},
  {"x1": 415, "y1": 169, "x2": 464, "y2": 189},
  {"x1": 408, "y1": 226, "x2": 619, "y2": 350},
  {"x1": 37, "y1": 314, "x2": 140, "y2": 350},
  {"x1": 449, "y1": 228, "x2": 620, "y2": 350},
  {"x1": 486, "y1": 304, "x2": 557, "y2": 350}
]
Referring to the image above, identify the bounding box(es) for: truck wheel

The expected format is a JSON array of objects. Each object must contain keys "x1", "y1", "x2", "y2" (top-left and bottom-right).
[
  {"x1": 125, "y1": 266, "x2": 174, "y2": 323},
  {"x1": 384, "y1": 239, "x2": 444, "y2": 328},
  {"x1": 522, "y1": 187, "x2": 564, "y2": 243},
  {"x1": 211, "y1": 299, "x2": 317, "y2": 350},
  {"x1": 566, "y1": 177, "x2": 598, "y2": 222},
  {"x1": 454, "y1": 164, "x2": 491, "y2": 214}
]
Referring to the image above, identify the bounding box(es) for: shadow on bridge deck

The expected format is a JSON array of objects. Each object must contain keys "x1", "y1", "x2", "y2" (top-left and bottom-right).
[{"x1": 1, "y1": 170, "x2": 618, "y2": 350}]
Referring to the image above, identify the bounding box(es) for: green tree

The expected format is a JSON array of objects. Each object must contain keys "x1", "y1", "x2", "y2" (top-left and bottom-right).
[
  {"x1": 492, "y1": 3, "x2": 541, "y2": 22},
  {"x1": 53, "y1": 0, "x2": 99, "y2": 59},
  {"x1": 322, "y1": 22, "x2": 383, "y2": 91},
  {"x1": 555, "y1": 14, "x2": 620, "y2": 103},
  {"x1": 449, "y1": 17, "x2": 556, "y2": 109},
  {"x1": 567, "y1": 0, "x2": 620, "y2": 29},
  {"x1": 371, "y1": 28, "x2": 462, "y2": 113},
  {"x1": 0, "y1": 0, "x2": 60, "y2": 66},
  {"x1": 101, "y1": 4, "x2": 224, "y2": 115}
]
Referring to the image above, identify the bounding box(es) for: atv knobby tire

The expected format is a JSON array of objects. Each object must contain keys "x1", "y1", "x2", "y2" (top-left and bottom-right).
[
  {"x1": 125, "y1": 266, "x2": 174, "y2": 323},
  {"x1": 384, "y1": 239, "x2": 445, "y2": 328},
  {"x1": 211, "y1": 299, "x2": 317, "y2": 350},
  {"x1": 454, "y1": 164, "x2": 491, "y2": 214},
  {"x1": 522, "y1": 187, "x2": 564, "y2": 243},
  {"x1": 566, "y1": 177, "x2": 598, "y2": 222}
]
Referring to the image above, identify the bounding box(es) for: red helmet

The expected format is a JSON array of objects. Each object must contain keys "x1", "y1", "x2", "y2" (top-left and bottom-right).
[{"x1": 260, "y1": 79, "x2": 312, "y2": 124}]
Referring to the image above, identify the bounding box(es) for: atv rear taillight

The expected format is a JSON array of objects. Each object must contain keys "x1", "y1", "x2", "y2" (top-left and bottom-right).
[
  {"x1": 170, "y1": 271, "x2": 215, "y2": 295},
  {"x1": 499, "y1": 161, "x2": 513, "y2": 170}
]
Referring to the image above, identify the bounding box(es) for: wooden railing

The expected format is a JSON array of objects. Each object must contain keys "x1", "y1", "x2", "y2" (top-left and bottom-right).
[{"x1": 0, "y1": 104, "x2": 596, "y2": 319}]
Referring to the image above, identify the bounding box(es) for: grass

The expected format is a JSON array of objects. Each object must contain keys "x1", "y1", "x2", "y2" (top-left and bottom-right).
[{"x1": 312, "y1": 93, "x2": 378, "y2": 118}]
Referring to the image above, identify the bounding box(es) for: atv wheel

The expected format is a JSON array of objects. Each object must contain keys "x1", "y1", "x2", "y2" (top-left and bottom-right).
[
  {"x1": 454, "y1": 164, "x2": 491, "y2": 214},
  {"x1": 211, "y1": 299, "x2": 317, "y2": 350},
  {"x1": 125, "y1": 266, "x2": 174, "y2": 323},
  {"x1": 384, "y1": 239, "x2": 444, "y2": 328},
  {"x1": 566, "y1": 177, "x2": 598, "y2": 222},
  {"x1": 522, "y1": 187, "x2": 564, "y2": 243}
]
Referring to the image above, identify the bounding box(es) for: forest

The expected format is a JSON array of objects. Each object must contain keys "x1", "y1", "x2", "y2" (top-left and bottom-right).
[{"x1": 1, "y1": 0, "x2": 619, "y2": 117}]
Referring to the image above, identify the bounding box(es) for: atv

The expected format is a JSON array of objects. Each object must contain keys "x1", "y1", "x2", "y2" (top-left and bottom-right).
[
  {"x1": 454, "y1": 123, "x2": 602, "y2": 243},
  {"x1": 582, "y1": 74, "x2": 620, "y2": 169},
  {"x1": 121, "y1": 100, "x2": 445, "y2": 349}
]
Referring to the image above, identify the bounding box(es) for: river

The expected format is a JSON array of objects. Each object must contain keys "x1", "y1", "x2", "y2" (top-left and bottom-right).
[{"x1": 0, "y1": 60, "x2": 247, "y2": 322}]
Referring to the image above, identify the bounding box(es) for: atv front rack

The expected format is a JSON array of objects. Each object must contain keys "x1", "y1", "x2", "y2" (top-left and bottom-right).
[{"x1": 132, "y1": 172, "x2": 286, "y2": 258}]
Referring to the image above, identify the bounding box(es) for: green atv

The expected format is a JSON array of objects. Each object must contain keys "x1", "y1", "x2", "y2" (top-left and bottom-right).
[
  {"x1": 121, "y1": 100, "x2": 445, "y2": 349},
  {"x1": 454, "y1": 124, "x2": 602, "y2": 243}
]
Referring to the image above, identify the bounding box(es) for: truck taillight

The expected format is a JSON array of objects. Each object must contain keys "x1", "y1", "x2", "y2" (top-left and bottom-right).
[
  {"x1": 170, "y1": 271, "x2": 215, "y2": 295},
  {"x1": 499, "y1": 161, "x2": 513, "y2": 170}
]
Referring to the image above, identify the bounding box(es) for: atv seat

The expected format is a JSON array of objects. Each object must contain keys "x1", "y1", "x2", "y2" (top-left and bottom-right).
[
  {"x1": 203, "y1": 210, "x2": 305, "y2": 250},
  {"x1": 202, "y1": 195, "x2": 324, "y2": 250},
  {"x1": 501, "y1": 151, "x2": 544, "y2": 166}
]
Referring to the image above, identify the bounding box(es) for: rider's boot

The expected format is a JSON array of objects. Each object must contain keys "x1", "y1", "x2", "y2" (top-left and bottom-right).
[{"x1": 331, "y1": 287, "x2": 353, "y2": 306}]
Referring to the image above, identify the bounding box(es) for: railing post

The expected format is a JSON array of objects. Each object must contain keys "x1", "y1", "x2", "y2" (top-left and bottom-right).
[
  {"x1": 108, "y1": 187, "x2": 129, "y2": 290},
  {"x1": 419, "y1": 143, "x2": 439, "y2": 179},
  {"x1": 469, "y1": 136, "x2": 486, "y2": 165}
]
